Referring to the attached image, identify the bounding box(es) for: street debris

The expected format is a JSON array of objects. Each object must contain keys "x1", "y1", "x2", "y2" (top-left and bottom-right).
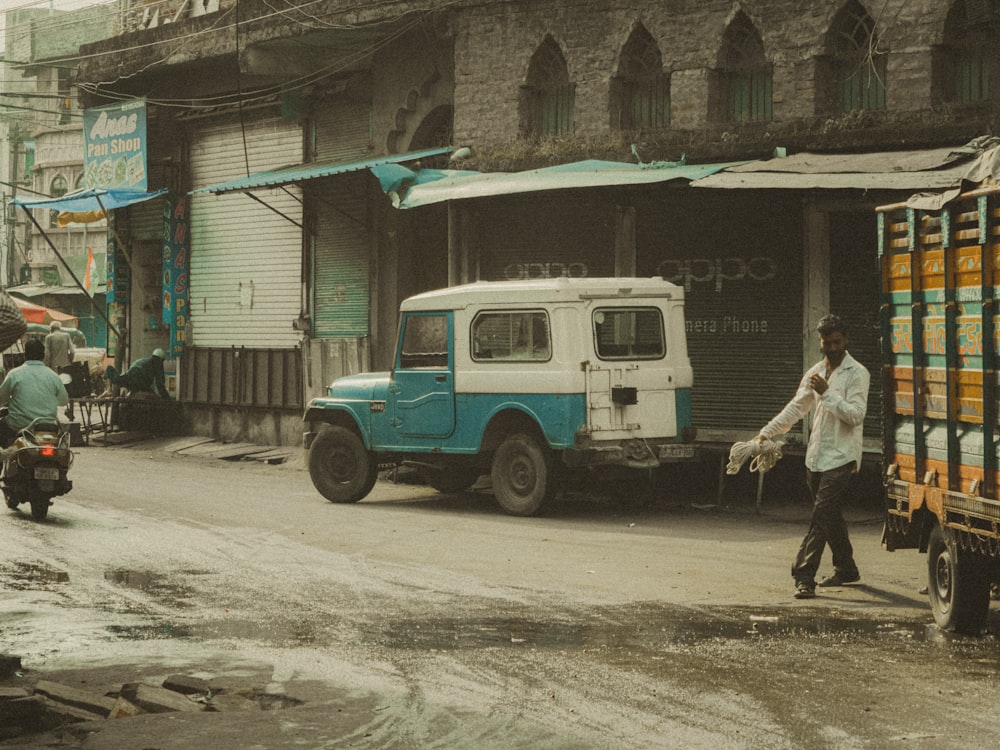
[{"x1": 0, "y1": 654, "x2": 301, "y2": 742}]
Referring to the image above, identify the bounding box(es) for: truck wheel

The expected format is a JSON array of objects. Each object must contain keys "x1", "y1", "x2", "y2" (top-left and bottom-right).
[
  {"x1": 927, "y1": 524, "x2": 990, "y2": 634},
  {"x1": 491, "y1": 433, "x2": 552, "y2": 516},
  {"x1": 308, "y1": 426, "x2": 377, "y2": 504}
]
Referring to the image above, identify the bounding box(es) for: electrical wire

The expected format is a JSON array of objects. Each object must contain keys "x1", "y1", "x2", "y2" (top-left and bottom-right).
[
  {"x1": 2, "y1": 0, "x2": 458, "y2": 129},
  {"x1": 78, "y1": 10, "x2": 433, "y2": 109}
]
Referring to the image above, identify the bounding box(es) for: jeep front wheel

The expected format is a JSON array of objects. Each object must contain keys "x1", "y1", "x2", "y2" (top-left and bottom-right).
[
  {"x1": 491, "y1": 433, "x2": 551, "y2": 516},
  {"x1": 308, "y1": 426, "x2": 378, "y2": 503}
]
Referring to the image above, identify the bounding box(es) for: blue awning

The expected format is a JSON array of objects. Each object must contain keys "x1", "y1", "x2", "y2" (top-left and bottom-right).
[
  {"x1": 9, "y1": 187, "x2": 168, "y2": 214},
  {"x1": 194, "y1": 147, "x2": 455, "y2": 195},
  {"x1": 389, "y1": 159, "x2": 746, "y2": 208}
]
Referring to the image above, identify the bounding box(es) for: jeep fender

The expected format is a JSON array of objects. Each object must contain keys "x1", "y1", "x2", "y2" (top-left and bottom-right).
[
  {"x1": 479, "y1": 406, "x2": 552, "y2": 454},
  {"x1": 302, "y1": 405, "x2": 368, "y2": 449}
]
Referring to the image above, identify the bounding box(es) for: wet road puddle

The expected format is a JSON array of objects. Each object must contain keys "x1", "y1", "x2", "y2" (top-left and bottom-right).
[
  {"x1": 1, "y1": 562, "x2": 70, "y2": 590},
  {"x1": 371, "y1": 605, "x2": 938, "y2": 652},
  {"x1": 106, "y1": 622, "x2": 193, "y2": 639},
  {"x1": 104, "y1": 568, "x2": 204, "y2": 609}
]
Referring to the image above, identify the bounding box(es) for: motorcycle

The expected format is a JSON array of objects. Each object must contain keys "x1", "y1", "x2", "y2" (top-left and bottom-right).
[{"x1": 1, "y1": 418, "x2": 74, "y2": 520}]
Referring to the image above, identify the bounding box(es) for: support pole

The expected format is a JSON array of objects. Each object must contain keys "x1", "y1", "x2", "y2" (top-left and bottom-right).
[{"x1": 18, "y1": 207, "x2": 121, "y2": 340}]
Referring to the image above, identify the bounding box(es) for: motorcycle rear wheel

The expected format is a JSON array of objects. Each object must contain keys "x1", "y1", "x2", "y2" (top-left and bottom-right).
[{"x1": 29, "y1": 499, "x2": 49, "y2": 520}]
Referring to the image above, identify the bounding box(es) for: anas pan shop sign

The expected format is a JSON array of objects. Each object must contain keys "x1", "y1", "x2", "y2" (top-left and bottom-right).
[{"x1": 83, "y1": 99, "x2": 148, "y2": 191}]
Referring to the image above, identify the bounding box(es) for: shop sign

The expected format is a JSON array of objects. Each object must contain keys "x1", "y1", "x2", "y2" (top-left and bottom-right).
[
  {"x1": 83, "y1": 99, "x2": 149, "y2": 191},
  {"x1": 162, "y1": 197, "x2": 190, "y2": 357}
]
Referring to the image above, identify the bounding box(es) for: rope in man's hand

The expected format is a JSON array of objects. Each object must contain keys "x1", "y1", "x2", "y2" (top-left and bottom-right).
[{"x1": 726, "y1": 438, "x2": 784, "y2": 476}]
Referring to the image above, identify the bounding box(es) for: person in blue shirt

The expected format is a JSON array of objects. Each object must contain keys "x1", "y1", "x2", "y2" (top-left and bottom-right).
[
  {"x1": 0, "y1": 338, "x2": 69, "y2": 446},
  {"x1": 102, "y1": 348, "x2": 171, "y2": 399}
]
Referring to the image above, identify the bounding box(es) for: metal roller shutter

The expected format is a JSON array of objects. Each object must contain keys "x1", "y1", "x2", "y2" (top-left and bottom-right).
[
  {"x1": 127, "y1": 161, "x2": 171, "y2": 241},
  {"x1": 309, "y1": 102, "x2": 372, "y2": 337},
  {"x1": 312, "y1": 100, "x2": 371, "y2": 162},
  {"x1": 313, "y1": 176, "x2": 370, "y2": 337},
  {"x1": 829, "y1": 209, "x2": 882, "y2": 442},
  {"x1": 475, "y1": 194, "x2": 616, "y2": 281},
  {"x1": 637, "y1": 190, "x2": 803, "y2": 437},
  {"x1": 189, "y1": 115, "x2": 303, "y2": 348}
]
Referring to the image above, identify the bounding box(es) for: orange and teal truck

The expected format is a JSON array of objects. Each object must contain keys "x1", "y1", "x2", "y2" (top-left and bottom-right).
[{"x1": 879, "y1": 182, "x2": 1000, "y2": 634}]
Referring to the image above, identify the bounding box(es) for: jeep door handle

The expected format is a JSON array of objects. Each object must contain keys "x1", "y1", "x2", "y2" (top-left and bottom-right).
[{"x1": 435, "y1": 374, "x2": 447, "y2": 382}]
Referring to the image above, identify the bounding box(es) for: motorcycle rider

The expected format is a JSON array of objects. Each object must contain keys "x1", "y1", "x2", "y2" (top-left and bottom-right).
[{"x1": 0, "y1": 338, "x2": 69, "y2": 446}]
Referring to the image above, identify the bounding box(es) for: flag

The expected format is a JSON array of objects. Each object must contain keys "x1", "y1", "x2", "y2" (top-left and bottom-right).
[{"x1": 84, "y1": 247, "x2": 95, "y2": 293}]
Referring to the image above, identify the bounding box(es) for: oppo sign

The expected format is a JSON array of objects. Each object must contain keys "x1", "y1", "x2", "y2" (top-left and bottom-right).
[
  {"x1": 497, "y1": 256, "x2": 778, "y2": 291},
  {"x1": 656, "y1": 257, "x2": 777, "y2": 292}
]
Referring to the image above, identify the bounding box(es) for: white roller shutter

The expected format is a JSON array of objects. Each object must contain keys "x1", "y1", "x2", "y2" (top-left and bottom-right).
[{"x1": 189, "y1": 115, "x2": 303, "y2": 348}]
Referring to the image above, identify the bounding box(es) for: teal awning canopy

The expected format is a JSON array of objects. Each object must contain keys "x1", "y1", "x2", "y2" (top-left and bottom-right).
[
  {"x1": 390, "y1": 159, "x2": 746, "y2": 209},
  {"x1": 194, "y1": 147, "x2": 455, "y2": 195},
  {"x1": 9, "y1": 187, "x2": 168, "y2": 213}
]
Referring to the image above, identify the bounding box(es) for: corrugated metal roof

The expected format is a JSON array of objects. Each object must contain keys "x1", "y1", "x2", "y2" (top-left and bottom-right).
[
  {"x1": 394, "y1": 159, "x2": 745, "y2": 208},
  {"x1": 195, "y1": 147, "x2": 454, "y2": 195},
  {"x1": 7, "y1": 283, "x2": 104, "y2": 297},
  {"x1": 9, "y1": 187, "x2": 168, "y2": 213},
  {"x1": 691, "y1": 143, "x2": 985, "y2": 191}
]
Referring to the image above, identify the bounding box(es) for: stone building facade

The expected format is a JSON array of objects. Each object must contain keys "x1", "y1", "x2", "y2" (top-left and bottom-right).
[{"x1": 72, "y1": 0, "x2": 999, "y2": 449}]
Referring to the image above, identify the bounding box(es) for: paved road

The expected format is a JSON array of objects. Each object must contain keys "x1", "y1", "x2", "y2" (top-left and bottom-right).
[{"x1": 2, "y1": 438, "x2": 999, "y2": 749}]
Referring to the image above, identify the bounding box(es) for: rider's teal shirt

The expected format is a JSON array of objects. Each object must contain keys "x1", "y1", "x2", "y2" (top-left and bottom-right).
[{"x1": 0, "y1": 360, "x2": 69, "y2": 431}]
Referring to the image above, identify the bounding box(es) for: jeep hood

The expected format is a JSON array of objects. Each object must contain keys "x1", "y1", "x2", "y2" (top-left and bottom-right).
[{"x1": 327, "y1": 371, "x2": 391, "y2": 399}]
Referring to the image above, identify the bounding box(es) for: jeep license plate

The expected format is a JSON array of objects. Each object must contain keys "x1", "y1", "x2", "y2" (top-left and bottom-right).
[
  {"x1": 659, "y1": 445, "x2": 694, "y2": 459},
  {"x1": 34, "y1": 467, "x2": 59, "y2": 481}
]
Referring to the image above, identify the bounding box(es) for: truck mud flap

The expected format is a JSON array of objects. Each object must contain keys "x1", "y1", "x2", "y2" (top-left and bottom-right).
[{"x1": 883, "y1": 510, "x2": 923, "y2": 551}]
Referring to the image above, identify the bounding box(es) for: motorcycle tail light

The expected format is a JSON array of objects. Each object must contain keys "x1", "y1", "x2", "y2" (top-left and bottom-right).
[{"x1": 40, "y1": 446, "x2": 56, "y2": 458}]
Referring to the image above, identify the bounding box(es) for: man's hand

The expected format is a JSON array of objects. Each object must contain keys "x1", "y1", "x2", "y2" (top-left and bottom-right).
[{"x1": 809, "y1": 372, "x2": 828, "y2": 394}]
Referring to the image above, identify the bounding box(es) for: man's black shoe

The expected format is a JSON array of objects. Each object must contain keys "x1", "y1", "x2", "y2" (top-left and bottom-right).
[
  {"x1": 817, "y1": 572, "x2": 860, "y2": 587},
  {"x1": 794, "y1": 581, "x2": 815, "y2": 599}
]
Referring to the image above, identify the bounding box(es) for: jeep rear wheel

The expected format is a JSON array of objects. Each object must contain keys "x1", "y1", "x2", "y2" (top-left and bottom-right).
[
  {"x1": 491, "y1": 433, "x2": 552, "y2": 516},
  {"x1": 308, "y1": 426, "x2": 377, "y2": 503}
]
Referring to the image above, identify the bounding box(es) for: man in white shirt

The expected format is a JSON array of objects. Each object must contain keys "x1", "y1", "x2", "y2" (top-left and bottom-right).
[{"x1": 756, "y1": 314, "x2": 870, "y2": 600}]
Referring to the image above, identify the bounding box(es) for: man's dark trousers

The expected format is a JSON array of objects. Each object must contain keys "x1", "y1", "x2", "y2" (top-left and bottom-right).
[{"x1": 792, "y1": 462, "x2": 859, "y2": 584}]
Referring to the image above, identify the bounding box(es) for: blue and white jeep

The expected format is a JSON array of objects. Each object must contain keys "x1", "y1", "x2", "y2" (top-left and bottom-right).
[{"x1": 302, "y1": 277, "x2": 697, "y2": 515}]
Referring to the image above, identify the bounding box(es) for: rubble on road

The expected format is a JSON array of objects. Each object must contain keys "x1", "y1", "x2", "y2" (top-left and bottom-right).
[{"x1": 0, "y1": 654, "x2": 300, "y2": 742}]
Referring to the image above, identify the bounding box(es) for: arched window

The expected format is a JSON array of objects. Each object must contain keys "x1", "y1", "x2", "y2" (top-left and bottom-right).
[
  {"x1": 520, "y1": 36, "x2": 575, "y2": 139},
  {"x1": 718, "y1": 14, "x2": 772, "y2": 122},
  {"x1": 939, "y1": 0, "x2": 995, "y2": 104},
  {"x1": 49, "y1": 174, "x2": 68, "y2": 228},
  {"x1": 828, "y1": 1, "x2": 886, "y2": 112},
  {"x1": 612, "y1": 24, "x2": 669, "y2": 131},
  {"x1": 409, "y1": 105, "x2": 454, "y2": 151}
]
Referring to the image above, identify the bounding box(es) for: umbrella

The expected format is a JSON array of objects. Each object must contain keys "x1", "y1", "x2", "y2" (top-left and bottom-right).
[{"x1": 12, "y1": 297, "x2": 79, "y2": 328}]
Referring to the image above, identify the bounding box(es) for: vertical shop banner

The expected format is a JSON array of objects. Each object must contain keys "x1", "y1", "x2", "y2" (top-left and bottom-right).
[
  {"x1": 162, "y1": 197, "x2": 190, "y2": 357},
  {"x1": 105, "y1": 223, "x2": 128, "y2": 358},
  {"x1": 83, "y1": 99, "x2": 148, "y2": 191}
]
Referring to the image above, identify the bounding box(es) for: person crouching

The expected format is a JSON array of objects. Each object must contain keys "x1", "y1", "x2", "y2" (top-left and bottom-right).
[{"x1": 102, "y1": 348, "x2": 171, "y2": 399}]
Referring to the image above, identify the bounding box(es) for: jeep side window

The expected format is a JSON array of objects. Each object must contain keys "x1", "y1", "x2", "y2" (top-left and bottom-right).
[
  {"x1": 399, "y1": 314, "x2": 449, "y2": 368},
  {"x1": 471, "y1": 311, "x2": 550, "y2": 361},
  {"x1": 593, "y1": 308, "x2": 664, "y2": 359}
]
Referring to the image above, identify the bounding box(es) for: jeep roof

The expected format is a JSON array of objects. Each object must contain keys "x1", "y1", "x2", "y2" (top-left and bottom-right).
[{"x1": 400, "y1": 277, "x2": 682, "y2": 311}]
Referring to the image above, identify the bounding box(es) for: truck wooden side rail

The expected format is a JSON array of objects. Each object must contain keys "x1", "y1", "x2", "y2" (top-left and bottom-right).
[{"x1": 878, "y1": 186, "x2": 1000, "y2": 634}]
